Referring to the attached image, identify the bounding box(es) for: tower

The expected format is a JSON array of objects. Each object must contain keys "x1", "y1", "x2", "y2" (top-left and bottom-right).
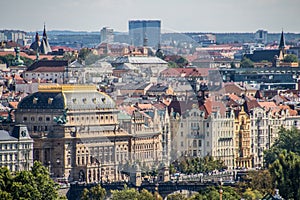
[
  {"x1": 40, "y1": 24, "x2": 52, "y2": 54},
  {"x1": 279, "y1": 30, "x2": 285, "y2": 56},
  {"x1": 129, "y1": 20, "x2": 161, "y2": 48},
  {"x1": 30, "y1": 24, "x2": 51, "y2": 54}
]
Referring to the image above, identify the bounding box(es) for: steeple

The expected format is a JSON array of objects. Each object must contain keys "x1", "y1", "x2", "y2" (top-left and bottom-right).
[
  {"x1": 43, "y1": 23, "x2": 47, "y2": 39},
  {"x1": 40, "y1": 24, "x2": 52, "y2": 54},
  {"x1": 279, "y1": 30, "x2": 285, "y2": 51}
]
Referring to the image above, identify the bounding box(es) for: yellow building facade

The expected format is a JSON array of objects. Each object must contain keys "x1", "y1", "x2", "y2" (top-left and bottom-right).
[{"x1": 234, "y1": 107, "x2": 252, "y2": 169}]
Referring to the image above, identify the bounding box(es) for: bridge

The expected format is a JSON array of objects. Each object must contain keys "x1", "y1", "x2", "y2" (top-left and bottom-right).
[{"x1": 66, "y1": 180, "x2": 234, "y2": 199}]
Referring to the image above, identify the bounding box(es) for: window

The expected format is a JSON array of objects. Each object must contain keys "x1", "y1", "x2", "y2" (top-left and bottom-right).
[
  {"x1": 31, "y1": 117, "x2": 35, "y2": 121},
  {"x1": 181, "y1": 141, "x2": 184, "y2": 147},
  {"x1": 38, "y1": 117, "x2": 43, "y2": 121},
  {"x1": 23, "y1": 117, "x2": 27, "y2": 121}
]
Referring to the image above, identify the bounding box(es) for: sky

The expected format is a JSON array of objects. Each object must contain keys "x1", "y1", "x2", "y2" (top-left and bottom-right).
[{"x1": 1, "y1": 0, "x2": 300, "y2": 33}]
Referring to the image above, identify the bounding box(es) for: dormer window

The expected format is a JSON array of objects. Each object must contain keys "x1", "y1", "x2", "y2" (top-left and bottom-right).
[
  {"x1": 101, "y1": 98, "x2": 106, "y2": 103},
  {"x1": 83, "y1": 98, "x2": 87, "y2": 103},
  {"x1": 92, "y1": 98, "x2": 96, "y2": 103},
  {"x1": 72, "y1": 98, "x2": 77, "y2": 103},
  {"x1": 33, "y1": 97, "x2": 38, "y2": 104},
  {"x1": 48, "y1": 98, "x2": 53, "y2": 104}
]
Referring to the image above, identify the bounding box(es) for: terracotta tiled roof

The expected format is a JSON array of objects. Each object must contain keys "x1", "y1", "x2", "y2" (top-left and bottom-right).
[
  {"x1": 244, "y1": 99, "x2": 261, "y2": 112},
  {"x1": 228, "y1": 94, "x2": 241, "y2": 101},
  {"x1": 0, "y1": 51, "x2": 56, "y2": 60},
  {"x1": 224, "y1": 83, "x2": 245, "y2": 95},
  {"x1": 120, "y1": 106, "x2": 136, "y2": 115},
  {"x1": 258, "y1": 101, "x2": 277, "y2": 110},
  {"x1": 9, "y1": 102, "x2": 19, "y2": 109},
  {"x1": 204, "y1": 98, "x2": 227, "y2": 117}
]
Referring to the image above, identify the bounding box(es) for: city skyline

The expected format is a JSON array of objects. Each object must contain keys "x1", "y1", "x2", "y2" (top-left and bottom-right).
[{"x1": 2, "y1": 0, "x2": 300, "y2": 33}]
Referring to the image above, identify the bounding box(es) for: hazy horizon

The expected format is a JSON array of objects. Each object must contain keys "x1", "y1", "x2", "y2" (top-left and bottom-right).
[{"x1": 2, "y1": 0, "x2": 300, "y2": 33}]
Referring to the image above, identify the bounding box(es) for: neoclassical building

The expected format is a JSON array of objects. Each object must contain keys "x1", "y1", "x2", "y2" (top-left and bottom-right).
[
  {"x1": 0, "y1": 125, "x2": 33, "y2": 172},
  {"x1": 14, "y1": 84, "x2": 161, "y2": 183},
  {"x1": 118, "y1": 106, "x2": 163, "y2": 169}
]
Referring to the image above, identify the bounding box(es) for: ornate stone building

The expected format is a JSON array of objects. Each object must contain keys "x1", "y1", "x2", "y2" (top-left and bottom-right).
[
  {"x1": 118, "y1": 107, "x2": 163, "y2": 170},
  {"x1": 15, "y1": 84, "x2": 161, "y2": 183},
  {"x1": 168, "y1": 103, "x2": 210, "y2": 161},
  {"x1": 0, "y1": 125, "x2": 33, "y2": 172},
  {"x1": 250, "y1": 107, "x2": 270, "y2": 168},
  {"x1": 234, "y1": 107, "x2": 253, "y2": 168},
  {"x1": 209, "y1": 109, "x2": 235, "y2": 170}
]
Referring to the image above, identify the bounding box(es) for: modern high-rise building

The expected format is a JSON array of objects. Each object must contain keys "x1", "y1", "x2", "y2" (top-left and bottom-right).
[
  {"x1": 100, "y1": 27, "x2": 114, "y2": 43},
  {"x1": 129, "y1": 20, "x2": 161, "y2": 48},
  {"x1": 255, "y1": 29, "x2": 268, "y2": 44}
]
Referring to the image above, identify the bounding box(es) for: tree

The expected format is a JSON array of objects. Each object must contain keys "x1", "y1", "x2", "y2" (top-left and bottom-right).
[
  {"x1": 78, "y1": 48, "x2": 92, "y2": 63},
  {"x1": 0, "y1": 167, "x2": 13, "y2": 200},
  {"x1": 264, "y1": 127, "x2": 300, "y2": 167},
  {"x1": 111, "y1": 186, "x2": 160, "y2": 200},
  {"x1": 139, "y1": 189, "x2": 156, "y2": 200},
  {"x1": 172, "y1": 156, "x2": 226, "y2": 175},
  {"x1": 80, "y1": 184, "x2": 106, "y2": 200},
  {"x1": 237, "y1": 170, "x2": 273, "y2": 196},
  {"x1": 283, "y1": 54, "x2": 298, "y2": 63},
  {"x1": 111, "y1": 185, "x2": 158, "y2": 200},
  {"x1": 240, "y1": 57, "x2": 254, "y2": 68},
  {"x1": 0, "y1": 161, "x2": 61, "y2": 200},
  {"x1": 269, "y1": 150, "x2": 300, "y2": 200},
  {"x1": 190, "y1": 186, "x2": 240, "y2": 200},
  {"x1": 242, "y1": 188, "x2": 263, "y2": 200}
]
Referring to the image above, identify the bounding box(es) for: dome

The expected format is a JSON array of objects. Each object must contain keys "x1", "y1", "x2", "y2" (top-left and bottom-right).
[{"x1": 17, "y1": 85, "x2": 115, "y2": 110}]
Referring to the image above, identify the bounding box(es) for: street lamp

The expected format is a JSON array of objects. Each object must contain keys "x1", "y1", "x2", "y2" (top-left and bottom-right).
[{"x1": 219, "y1": 177, "x2": 223, "y2": 200}]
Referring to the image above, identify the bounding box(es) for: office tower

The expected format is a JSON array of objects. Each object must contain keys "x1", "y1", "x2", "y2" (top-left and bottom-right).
[
  {"x1": 129, "y1": 20, "x2": 161, "y2": 48},
  {"x1": 255, "y1": 29, "x2": 268, "y2": 44},
  {"x1": 100, "y1": 27, "x2": 114, "y2": 43}
]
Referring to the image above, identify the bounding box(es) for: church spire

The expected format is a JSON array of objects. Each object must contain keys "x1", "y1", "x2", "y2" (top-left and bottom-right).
[
  {"x1": 43, "y1": 23, "x2": 47, "y2": 38},
  {"x1": 279, "y1": 29, "x2": 285, "y2": 50},
  {"x1": 40, "y1": 23, "x2": 52, "y2": 54}
]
